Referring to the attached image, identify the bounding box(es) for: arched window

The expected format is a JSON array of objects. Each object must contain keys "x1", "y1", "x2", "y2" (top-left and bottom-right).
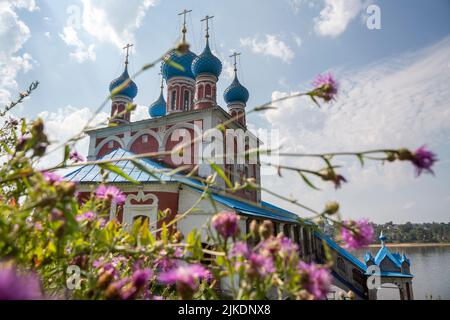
[
  {"x1": 337, "y1": 257, "x2": 346, "y2": 273},
  {"x1": 205, "y1": 84, "x2": 212, "y2": 97},
  {"x1": 183, "y1": 90, "x2": 190, "y2": 111},
  {"x1": 198, "y1": 85, "x2": 204, "y2": 100},
  {"x1": 170, "y1": 90, "x2": 177, "y2": 110}
]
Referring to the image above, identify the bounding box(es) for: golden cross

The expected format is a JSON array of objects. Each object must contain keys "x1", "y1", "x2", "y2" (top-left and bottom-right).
[
  {"x1": 201, "y1": 15, "x2": 214, "y2": 38},
  {"x1": 123, "y1": 43, "x2": 134, "y2": 66}
]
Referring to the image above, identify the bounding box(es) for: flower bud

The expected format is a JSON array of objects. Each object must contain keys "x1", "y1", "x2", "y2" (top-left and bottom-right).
[
  {"x1": 259, "y1": 220, "x2": 274, "y2": 240},
  {"x1": 249, "y1": 220, "x2": 259, "y2": 236},
  {"x1": 97, "y1": 270, "x2": 114, "y2": 290},
  {"x1": 172, "y1": 231, "x2": 184, "y2": 243},
  {"x1": 324, "y1": 202, "x2": 339, "y2": 215},
  {"x1": 347, "y1": 290, "x2": 355, "y2": 300},
  {"x1": 397, "y1": 148, "x2": 413, "y2": 161},
  {"x1": 386, "y1": 152, "x2": 396, "y2": 162}
]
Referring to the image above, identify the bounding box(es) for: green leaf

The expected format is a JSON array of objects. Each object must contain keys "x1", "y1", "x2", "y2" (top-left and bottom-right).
[
  {"x1": 165, "y1": 59, "x2": 184, "y2": 72},
  {"x1": 298, "y1": 171, "x2": 321, "y2": 191},
  {"x1": 356, "y1": 154, "x2": 365, "y2": 167},
  {"x1": 130, "y1": 159, "x2": 165, "y2": 183},
  {"x1": 63, "y1": 145, "x2": 70, "y2": 163},
  {"x1": 209, "y1": 161, "x2": 233, "y2": 189},
  {"x1": 98, "y1": 162, "x2": 139, "y2": 184},
  {"x1": 0, "y1": 140, "x2": 13, "y2": 155}
]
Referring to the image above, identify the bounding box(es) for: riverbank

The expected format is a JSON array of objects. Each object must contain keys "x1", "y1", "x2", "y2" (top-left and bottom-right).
[{"x1": 368, "y1": 242, "x2": 450, "y2": 248}]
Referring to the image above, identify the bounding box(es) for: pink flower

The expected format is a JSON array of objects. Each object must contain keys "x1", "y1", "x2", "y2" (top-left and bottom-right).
[
  {"x1": 43, "y1": 171, "x2": 62, "y2": 184},
  {"x1": 76, "y1": 211, "x2": 96, "y2": 222},
  {"x1": 246, "y1": 253, "x2": 275, "y2": 278},
  {"x1": 411, "y1": 146, "x2": 437, "y2": 176},
  {"x1": 159, "y1": 264, "x2": 210, "y2": 298},
  {"x1": 298, "y1": 262, "x2": 331, "y2": 300},
  {"x1": 211, "y1": 211, "x2": 239, "y2": 239},
  {"x1": 70, "y1": 150, "x2": 85, "y2": 163},
  {"x1": 230, "y1": 241, "x2": 250, "y2": 258},
  {"x1": 312, "y1": 73, "x2": 338, "y2": 102},
  {"x1": 341, "y1": 219, "x2": 374, "y2": 250},
  {"x1": 95, "y1": 185, "x2": 126, "y2": 205},
  {"x1": 0, "y1": 265, "x2": 43, "y2": 300},
  {"x1": 132, "y1": 269, "x2": 153, "y2": 289}
]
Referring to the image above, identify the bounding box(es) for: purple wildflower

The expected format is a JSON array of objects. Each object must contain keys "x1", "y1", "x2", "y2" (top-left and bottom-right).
[
  {"x1": 43, "y1": 171, "x2": 63, "y2": 184},
  {"x1": 69, "y1": 150, "x2": 85, "y2": 163},
  {"x1": 95, "y1": 185, "x2": 126, "y2": 205},
  {"x1": 411, "y1": 146, "x2": 437, "y2": 176},
  {"x1": 159, "y1": 264, "x2": 210, "y2": 299},
  {"x1": 132, "y1": 268, "x2": 153, "y2": 289},
  {"x1": 0, "y1": 265, "x2": 43, "y2": 300},
  {"x1": 76, "y1": 211, "x2": 96, "y2": 222},
  {"x1": 230, "y1": 241, "x2": 250, "y2": 258},
  {"x1": 312, "y1": 73, "x2": 338, "y2": 102},
  {"x1": 298, "y1": 262, "x2": 331, "y2": 300},
  {"x1": 211, "y1": 211, "x2": 239, "y2": 240},
  {"x1": 246, "y1": 253, "x2": 275, "y2": 278},
  {"x1": 341, "y1": 219, "x2": 374, "y2": 250}
]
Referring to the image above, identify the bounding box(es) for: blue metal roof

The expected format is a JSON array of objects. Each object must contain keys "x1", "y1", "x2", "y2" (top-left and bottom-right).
[
  {"x1": 109, "y1": 66, "x2": 138, "y2": 99},
  {"x1": 315, "y1": 232, "x2": 367, "y2": 272},
  {"x1": 161, "y1": 49, "x2": 197, "y2": 80},
  {"x1": 224, "y1": 75, "x2": 249, "y2": 104},
  {"x1": 149, "y1": 91, "x2": 166, "y2": 118},
  {"x1": 192, "y1": 41, "x2": 222, "y2": 78},
  {"x1": 189, "y1": 187, "x2": 300, "y2": 223},
  {"x1": 64, "y1": 149, "x2": 203, "y2": 185}
]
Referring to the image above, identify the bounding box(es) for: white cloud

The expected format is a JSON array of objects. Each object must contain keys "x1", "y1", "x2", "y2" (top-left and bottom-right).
[
  {"x1": 288, "y1": 0, "x2": 316, "y2": 14},
  {"x1": 0, "y1": 1, "x2": 35, "y2": 105},
  {"x1": 80, "y1": 0, "x2": 158, "y2": 50},
  {"x1": 37, "y1": 106, "x2": 108, "y2": 169},
  {"x1": 59, "y1": 26, "x2": 96, "y2": 63},
  {"x1": 240, "y1": 34, "x2": 295, "y2": 64},
  {"x1": 314, "y1": 0, "x2": 363, "y2": 38},
  {"x1": 261, "y1": 37, "x2": 450, "y2": 221},
  {"x1": 292, "y1": 33, "x2": 302, "y2": 47}
]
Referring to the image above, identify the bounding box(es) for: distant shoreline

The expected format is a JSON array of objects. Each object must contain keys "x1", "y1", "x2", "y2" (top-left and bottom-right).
[{"x1": 368, "y1": 243, "x2": 450, "y2": 248}]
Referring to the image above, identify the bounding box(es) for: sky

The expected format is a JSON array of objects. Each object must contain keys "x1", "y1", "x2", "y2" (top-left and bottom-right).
[{"x1": 1, "y1": 0, "x2": 449, "y2": 223}]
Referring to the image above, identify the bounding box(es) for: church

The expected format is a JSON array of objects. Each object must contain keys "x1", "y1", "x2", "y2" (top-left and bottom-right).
[{"x1": 63, "y1": 11, "x2": 414, "y2": 300}]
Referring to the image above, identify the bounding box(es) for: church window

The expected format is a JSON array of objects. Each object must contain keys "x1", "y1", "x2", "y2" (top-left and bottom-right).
[
  {"x1": 337, "y1": 257, "x2": 346, "y2": 274},
  {"x1": 142, "y1": 135, "x2": 148, "y2": 143},
  {"x1": 108, "y1": 141, "x2": 114, "y2": 148},
  {"x1": 198, "y1": 85, "x2": 204, "y2": 100},
  {"x1": 170, "y1": 90, "x2": 177, "y2": 110},
  {"x1": 205, "y1": 84, "x2": 212, "y2": 97},
  {"x1": 183, "y1": 90, "x2": 190, "y2": 111}
]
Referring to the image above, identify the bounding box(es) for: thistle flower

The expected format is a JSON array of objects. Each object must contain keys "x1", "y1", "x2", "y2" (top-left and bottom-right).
[
  {"x1": 43, "y1": 171, "x2": 63, "y2": 184},
  {"x1": 311, "y1": 73, "x2": 338, "y2": 103},
  {"x1": 95, "y1": 185, "x2": 126, "y2": 205},
  {"x1": 69, "y1": 150, "x2": 85, "y2": 163},
  {"x1": 229, "y1": 241, "x2": 250, "y2": 258},
  {"x1": 340, "y1": 219, "x2": 374, "y2": 250},
  {"x1": 158, "y1": 264, "x2": 210, "y2": 299},
  {"x1": 211, "y1": 211, "x2": 239, "y2": 240},
  {"x1": 76, "y1": 211, "x2": 96, "y2": 222},
  {"x1": 132, "y1": 268, "x2": 153, "y2": 289},
  {"x1": 298, "y1": 262, "x2": 331, "y2": 300},
  {"x1": 0, "y1": 265, "x2": 43, "y2": 300},
  {"x1": 246, "y1": 253, "x2": 276, "y2": 278},
  {"x1": 411, "y1": 146, "x2": 437, "y2": 176}
]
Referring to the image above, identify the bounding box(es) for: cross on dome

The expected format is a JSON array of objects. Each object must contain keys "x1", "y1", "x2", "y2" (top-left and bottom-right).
[
  {"x1": 229, "y1": 51, "x2": 241, "y2": 74},
  {"x1": 123, "y1": 43, "x2": 134, "y2": 66},
  {"x1": 178, "y1": 9, "x2": 192, "y2": 43},
  {"x1": 201, "y1": 15, "x2": 214, "y2": 39}
]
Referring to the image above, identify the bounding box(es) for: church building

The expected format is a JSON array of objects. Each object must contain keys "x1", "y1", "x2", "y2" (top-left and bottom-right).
[{"x1": 63, "y1": 11, "x2": 413, "y2": 300}]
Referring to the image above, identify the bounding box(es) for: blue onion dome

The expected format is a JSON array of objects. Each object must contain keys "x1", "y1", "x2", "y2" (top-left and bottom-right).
[
  {"x1": 224, "y1": 75, "x2": 249, "y2": 104},
  {"x1": 192, "y1": 41, "x2": 222, "y2": 78},
  {"x1": 109, "y1": 66, "x2": 138, "y2": 99},
  {"x1": 149, "y1": 91, "x2": 166, "y2": 118},
  {"x1": 161, "y1": 49, "x2": 197, "y2": 80}
]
